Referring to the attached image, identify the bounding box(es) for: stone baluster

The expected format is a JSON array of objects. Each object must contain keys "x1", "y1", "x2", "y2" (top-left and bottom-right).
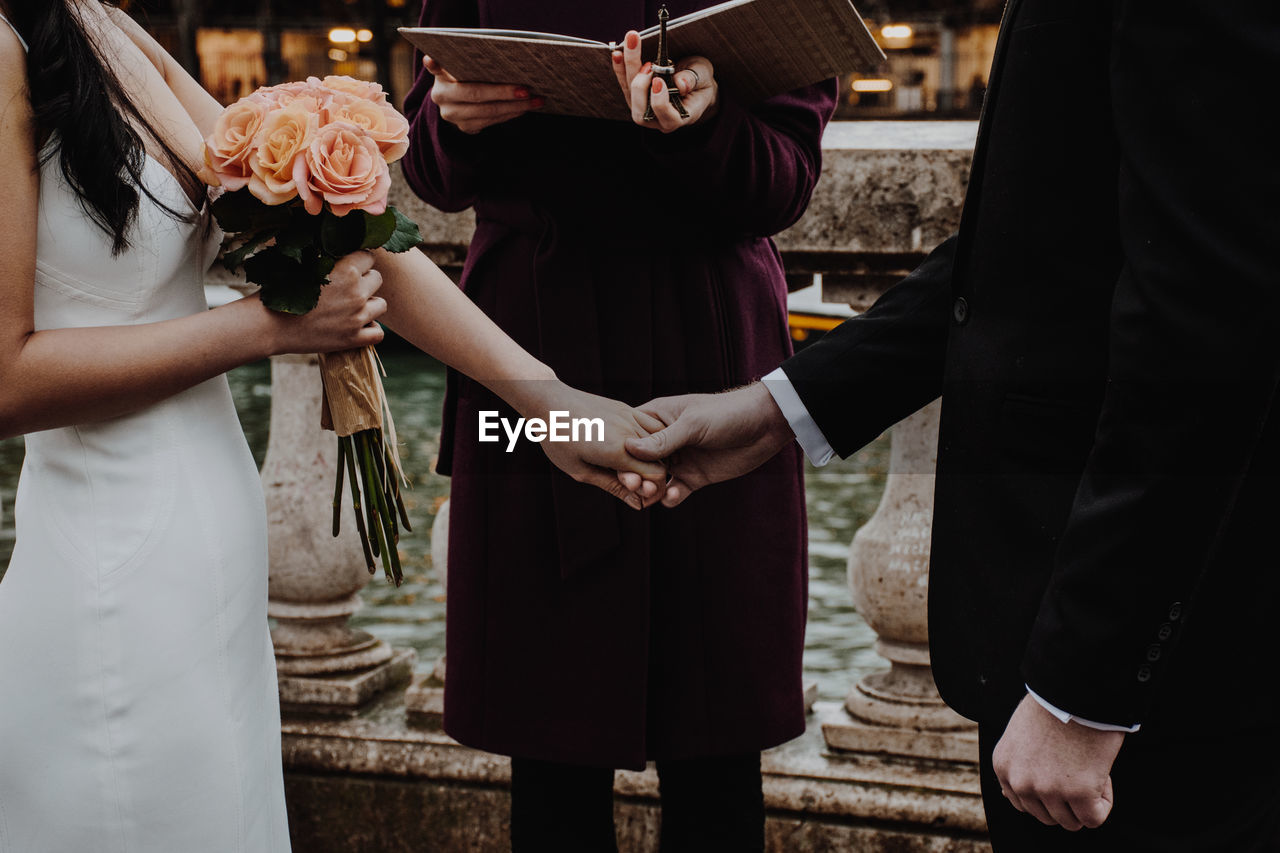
[
  {"x1": 261, "y1": 353, "x2": 414, "y2": 716},
  {"x1": 404, "y1": 498, "x2": 450, "y2": 726},
  {"x1": 821, "y1": 399, "x2": 979, "y2": 762}
]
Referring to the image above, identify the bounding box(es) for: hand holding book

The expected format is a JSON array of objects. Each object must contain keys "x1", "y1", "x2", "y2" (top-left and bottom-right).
[{"x1": 422, "y1": 56, "x2": 545, "y2": 135}]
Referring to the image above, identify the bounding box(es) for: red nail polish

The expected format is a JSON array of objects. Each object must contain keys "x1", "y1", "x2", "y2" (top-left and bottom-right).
[
  {"x1": 514, "y1": 86, "x2": 530, "y2": 99},
  {"x1": 626, "y1": 32, "x2": 639, "y2": 49},
  {"x1": 612, "y1": 52, "x2": 623, "y2": 62},
  {"x1": 652, "y1": 78, "x2": 663, "y2": 95},
  {"x1": 642, "y1": 62, "x2": 652, "y2": 74},
  {"x1": 531, "y1": 97, "x2": 546, "y2": 108}
]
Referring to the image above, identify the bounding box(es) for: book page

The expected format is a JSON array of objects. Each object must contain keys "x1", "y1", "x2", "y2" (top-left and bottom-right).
[
  {"x1": 399, "y1": 30, "x2": 627, "y2": 120},
  {"x1": 652, "y1": 0, "x2": 884, "y2": 104},
  {"x1": 435, "y1": 28, "x2": 606, "y2": 47}
]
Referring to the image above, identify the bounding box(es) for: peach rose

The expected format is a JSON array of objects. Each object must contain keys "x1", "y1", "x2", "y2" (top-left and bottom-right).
[
  {"x1": 248, "y1": 101, "x2": 319, "y2": 205},
  {"x1": 294, "y1": 122, "x2": 390, "y2": 217},
  {"x1": 321, "y1": 75, "x2": 388, "y2": 104},
  {"x1": 252, "y1": 80, "x2": 325, "y2": 112},
  {"x1": 203, "y1": 97, "x2": 268, "y2": 190},
  {"x1": 323, "y1": 95, "x2": 409, "y2": 163}
]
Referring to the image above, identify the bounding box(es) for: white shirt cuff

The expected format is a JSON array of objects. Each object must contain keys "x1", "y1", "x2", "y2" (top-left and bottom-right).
[
  {"x1": 1026, "y1": 686, "x2": 1141, "y2": 733},
  {"x1": 762, "y1": 368, "x2": 836, "y2": 466}
]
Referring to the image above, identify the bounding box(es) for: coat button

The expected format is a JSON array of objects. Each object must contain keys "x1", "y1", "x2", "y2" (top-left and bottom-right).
[
  {"x1": 1157, "y1": 623, "x2": 1173, "y2": 641},
  {"x1": 1146, "y1": 644, "x2": 1162, "y2": 662},
  {"x1": 1137, "y1": 665, "x2": 1152, "y2": 683},
  {"x1": 1168, "y1": 602, "x2": 1183, "y2": 621},
  {"x1": 953, "y1": 296, "x2": 970, "y2": 325}
]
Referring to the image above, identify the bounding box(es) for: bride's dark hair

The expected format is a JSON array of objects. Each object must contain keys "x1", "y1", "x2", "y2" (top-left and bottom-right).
[{"x1": 3, "y1": 0, "x2": 199, "y2": 254}]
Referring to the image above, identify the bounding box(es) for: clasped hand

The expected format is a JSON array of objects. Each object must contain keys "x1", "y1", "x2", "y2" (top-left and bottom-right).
[{"x1": 514, "y1": 383, "x2": 788, "y2": 513}]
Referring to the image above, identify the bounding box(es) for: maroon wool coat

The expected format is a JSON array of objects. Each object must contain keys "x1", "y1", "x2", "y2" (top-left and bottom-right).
[{"x1": 402, "y1": 0, "x2": 835, "y2": 770}]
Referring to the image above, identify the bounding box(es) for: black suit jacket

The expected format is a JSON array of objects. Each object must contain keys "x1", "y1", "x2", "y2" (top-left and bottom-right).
[{"x1": 783, "y1": 0, "x2": 1280, "y2": 732}]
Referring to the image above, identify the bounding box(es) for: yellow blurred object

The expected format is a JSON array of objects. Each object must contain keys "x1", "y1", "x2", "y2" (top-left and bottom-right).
[{"x1": 852, "y1": 78, "x2": 893, "y2": 93}]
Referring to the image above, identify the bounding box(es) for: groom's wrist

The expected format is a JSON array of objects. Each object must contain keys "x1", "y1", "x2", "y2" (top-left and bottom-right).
[{"x1": 752, "y1": 380, "x2": 794, "y2": 444}]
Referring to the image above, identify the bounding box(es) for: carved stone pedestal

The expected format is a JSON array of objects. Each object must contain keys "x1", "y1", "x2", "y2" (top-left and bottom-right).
[
  {"x1": 822, "y1": 400, "x2": 979, "y2": 765},
  {"x1": 262, "y1": 353, "x2": 414, "y2": 716}
]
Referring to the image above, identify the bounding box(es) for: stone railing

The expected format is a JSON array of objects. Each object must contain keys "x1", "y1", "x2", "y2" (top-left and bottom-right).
[{"x1": 261, "y1": 121, "x2": 991, "y2": 852}]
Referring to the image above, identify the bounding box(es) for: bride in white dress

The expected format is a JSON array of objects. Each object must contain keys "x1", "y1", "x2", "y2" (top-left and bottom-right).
[{"x1": 0, "y1": 4, "x2": 665, "y2": 851}]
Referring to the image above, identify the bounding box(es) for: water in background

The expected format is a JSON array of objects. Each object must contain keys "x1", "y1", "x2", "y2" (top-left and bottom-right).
[{"x1": 0, "y1": 351, "x2": 890, "y2": 701}]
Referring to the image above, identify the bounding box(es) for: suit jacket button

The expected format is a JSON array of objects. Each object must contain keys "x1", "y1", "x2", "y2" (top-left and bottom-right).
[
  {"x1": 1157, "y1": 623, "x2": 1173, "y2": 641},
  {"x1": 1137, "y1": 665, "x2": 1153, "y2": 683},
  {"x1": 1168, "y1": 602, "x2": 1183, "y2": 621},
  {"x1": 1146, "y1": 644, "x2": 1162, "y2": 662},
  {"x1": 953, "y1": 296, "x2": 969, "y2": 325}
]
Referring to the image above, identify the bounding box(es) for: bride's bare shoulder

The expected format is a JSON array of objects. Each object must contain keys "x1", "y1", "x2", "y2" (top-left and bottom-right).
[
  {"x1": 0, "y1": 24, "x2": 30, "y2": 121},
  {"x1": 0, "y1": 13, "x2": 24, "y2": 65}
]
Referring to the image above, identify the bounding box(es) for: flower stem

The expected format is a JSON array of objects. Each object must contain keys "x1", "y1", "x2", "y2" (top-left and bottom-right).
[
  {"x1": 370, "y1": 430, "x2": 398, "y2": 544},
  {"x1": 356, "y1": 432, "x2": 381, "y2": 560},
  {"x1": 386, "y1": 444, "x2": 412, "y2": 531},
  {"x1": 332, "y1": 436, "x2": 347, "y2": 538},
  {"x1": 343, "y1": 435, "x2": 376, "y2": 573},
  {"x1": 358, "y1": 432, "x2": 400, "y2": 585}
]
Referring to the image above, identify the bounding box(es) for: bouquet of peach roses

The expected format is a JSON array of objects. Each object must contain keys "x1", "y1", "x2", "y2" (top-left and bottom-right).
[{"x1": 203, "y1": 75, "x2": 421, "y2": 585}]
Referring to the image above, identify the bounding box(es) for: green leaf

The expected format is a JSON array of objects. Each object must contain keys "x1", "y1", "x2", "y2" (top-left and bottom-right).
[
  {"x1": 360, "y1": 210, "x2": 397, "y2": 250},
  {"x1": 320, "y1": 209, "x2": 368, "y2": 259},
  {"x1": 243, "y1": 247, "x2": 323, "y2": 315},
  {"x1": 210, "y1": 190, "x2": 292, "y2": 234},
  {"x1": 258, "y1": 282, "x2": 321, "y2": 315},
  {"x1": 382, "y1": 207, "x2": 424, "y2": 254}
]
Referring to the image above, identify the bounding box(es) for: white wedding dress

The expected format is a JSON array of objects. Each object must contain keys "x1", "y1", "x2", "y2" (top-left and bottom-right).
[{"x1": 0, "y1": 16, "x2": 290, "y2": 853}]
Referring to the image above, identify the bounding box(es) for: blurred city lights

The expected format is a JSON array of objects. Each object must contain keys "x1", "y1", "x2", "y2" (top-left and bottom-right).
[
  {"x1": 328, "y1": 28, "x2": 357, "y2": 44},
  {"x1": 852, "y1": 78, "x2": 894, "y2": 93},
  {"x1": 880, "y1": 24, "x2": 913, "y2": 40},
  {"x1": 357, "y1": 29, "x2": 374, "y2": 43}
]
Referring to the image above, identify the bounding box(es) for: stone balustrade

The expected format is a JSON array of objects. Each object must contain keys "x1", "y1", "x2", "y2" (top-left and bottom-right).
[
  {"x1": 380, "y1": 121, "x2": 975, "y2": 306},
  {"x1": 263, "y1": 120, "x2": 990, "y2": 852}
]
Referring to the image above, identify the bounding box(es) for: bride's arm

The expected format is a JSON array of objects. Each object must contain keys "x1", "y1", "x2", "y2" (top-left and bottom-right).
[
  {"x1": 103, "y1": 5, "x2": 223, "y2": 136},
  {"x1": 0, "y1": 38, "x2": 385, "y2": 440},
  {"x1": 372, "y1": 247, "x2": 666, "y2": 505}
]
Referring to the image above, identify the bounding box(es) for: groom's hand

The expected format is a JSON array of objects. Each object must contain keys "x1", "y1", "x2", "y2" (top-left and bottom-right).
[
  {"x1": 993, "y1": 694, "x2": 1124, "y2": 831},
  {"x1": 621, "y1": 383, "x2": 794, "y2": 507}
]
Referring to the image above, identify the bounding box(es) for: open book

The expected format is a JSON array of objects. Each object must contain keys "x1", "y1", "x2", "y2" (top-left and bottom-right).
[{"x1": 399, "y1": 0, "x2": 884, "y2": 121}]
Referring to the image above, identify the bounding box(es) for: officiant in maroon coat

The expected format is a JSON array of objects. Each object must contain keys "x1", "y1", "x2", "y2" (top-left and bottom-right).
[{"x1": 402, "y1": 1, "x2": 835, "y2": 848}]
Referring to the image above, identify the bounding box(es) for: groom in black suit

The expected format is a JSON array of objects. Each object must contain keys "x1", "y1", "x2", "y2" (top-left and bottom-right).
[{"x1": 625, "y1": 0, "x2": 1280, "y2": 847}]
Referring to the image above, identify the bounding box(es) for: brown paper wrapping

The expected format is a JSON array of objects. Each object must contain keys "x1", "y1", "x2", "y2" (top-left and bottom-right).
[{"x1": 318, "y1": 347, "x2": 384, "y2": 437}]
